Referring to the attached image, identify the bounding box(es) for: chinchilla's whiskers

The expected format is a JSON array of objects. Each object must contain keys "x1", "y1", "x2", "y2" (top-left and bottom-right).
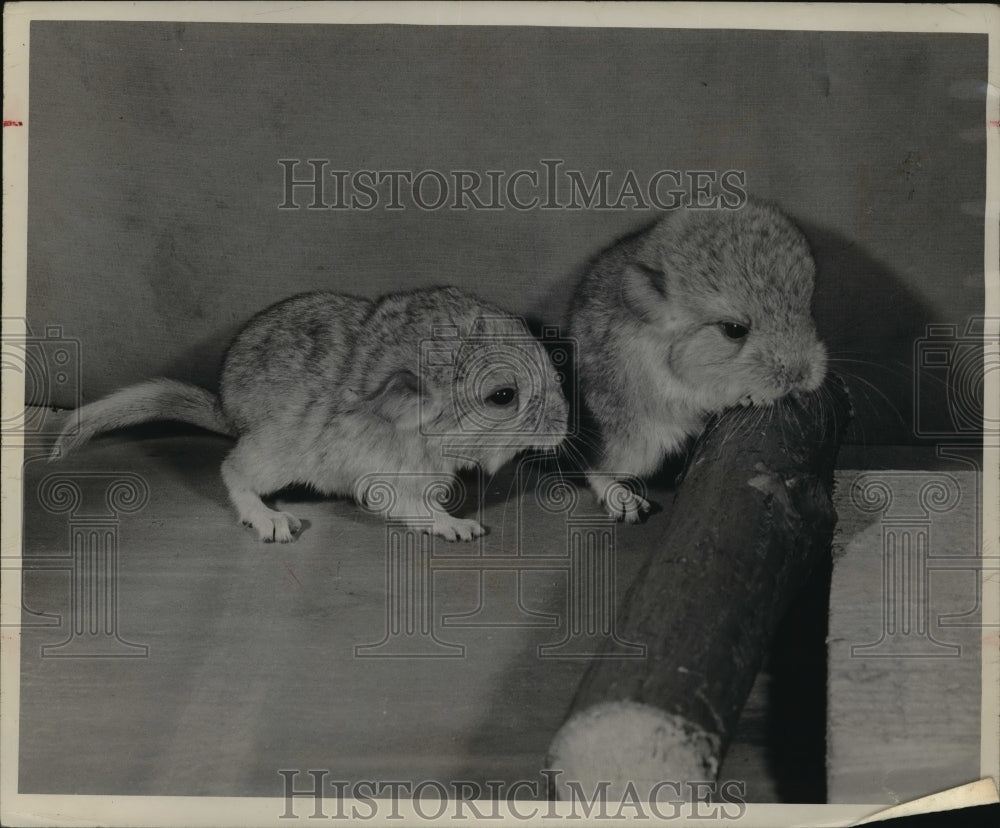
[
  {"x1": 716, "y1": 411, "x2": 744, "y2": 455},
  {"x1": 496, "y1": 460, "x2": 521, "y2": 551},
  {"x1": 752, "y1": 405, "x2": 774, "y2": 447},
  {"x1": 482, "y1": 463, "x2": 507, "y2": 549},
  {"x1": 825, "y1": 352, "x2": 911, "y2": 373},
  {"x1": 827, "y1": 364, "x2": 907, "y2": 431},
  {"x1": 808, "y1": 385, "x2": 828, "y2": 440},
  {"x1": 568, "y1": 426, "x2": 602, "y2": 446},
  {"x1": 554, "y1": 453, "x2": 573, "y2": 508},
  {"x1": 558, "y1": 439, "x2": 591, "y2": 471},
  {"x1": 561, "y1": 427, "x2": 605, "y2": 466},
  {"x1": 570, "y1": 420, "x2": 604, "y2": 442},
  {"x1": 822, "y1": 383, "x2": 848, "y2": 440},
  {"x1": 826, "y1": 354, "x2": 911, "y2": 381},
  {"x1": 826, "y1": 354, "x2": 911, "y2": 433},
  {"x1": 568, "y1": 439, "x2": 603, "y2": 464},
  {"x1": 556, "y1": 440, "x2": 578, "y2": 465},
  {"x1": 778, "y1": 402, "x2": 798, "y2": 448},
  {"x1": 557, "y1": 454, "x2": 573, "y2": 491},
  {"x1": 822, "y1": 376, "x2": 872, "y2": 445}
]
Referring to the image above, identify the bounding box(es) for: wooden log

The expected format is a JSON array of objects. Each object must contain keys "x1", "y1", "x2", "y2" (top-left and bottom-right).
[{"x1": 546, "y1": 375, "x2": 852, "y2": 800}]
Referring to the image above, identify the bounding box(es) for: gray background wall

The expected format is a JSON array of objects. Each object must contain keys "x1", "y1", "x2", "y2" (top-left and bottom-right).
[{"x1": 26, "y1": 23, "x2": 987, "y2": 445}]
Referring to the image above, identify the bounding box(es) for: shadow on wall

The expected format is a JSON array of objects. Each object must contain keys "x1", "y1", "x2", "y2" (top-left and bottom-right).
[
  {"x1": 160, "y1": 322, "x2": 243, "y2": 396},
  {"x1": 801, "y1": 219, "x2": 949, "y2": 448}
]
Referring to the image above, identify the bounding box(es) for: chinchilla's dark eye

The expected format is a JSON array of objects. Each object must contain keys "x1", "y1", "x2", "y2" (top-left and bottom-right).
[
  {"x1": 487, "y1": 387, "x2": 517, "y2": 406},
  {"x1": 720, "y1": 322, "x2": 750, "y2": 340}
]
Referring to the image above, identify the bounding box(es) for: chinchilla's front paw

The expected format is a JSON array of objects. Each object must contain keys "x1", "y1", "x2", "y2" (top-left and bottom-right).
[
  {"x1": 426, "y1": 515, "x2": 486, "y2": 542},
  {"x1": 590, "y1": 476, "x2": 652, "y2": 524},
  {"x1": 602, "y1": 486, "x2": 651, "y2": 524},
  {"x1": 242, "y1": 509, "x2": 302, "y2": 543}
]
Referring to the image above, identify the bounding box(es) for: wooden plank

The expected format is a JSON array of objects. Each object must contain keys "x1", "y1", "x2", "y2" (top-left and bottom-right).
[
  {"x1": 828, "y1": 468, "x2": 983, "y2": 804},
  {"x1": 15, "y1": 412, "x2": 781, "y2": 799}
]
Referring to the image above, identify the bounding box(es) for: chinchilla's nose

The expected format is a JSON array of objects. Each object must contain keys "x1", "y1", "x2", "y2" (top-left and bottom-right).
[
  {"x1": 785, "y1": 331, "x2": 827, "y2": 392},
  {"x1": 784, "y1": 357, "x2": 816, "y2": 392},
  {"x1": 788, "y1": 364, "x2": 807, "y2": 386}
]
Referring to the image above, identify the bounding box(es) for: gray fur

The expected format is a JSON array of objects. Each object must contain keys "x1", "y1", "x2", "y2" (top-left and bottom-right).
[
  {"x1": 53, "y1": 286, "x2": 568, "y2": 542},
  {"x1": 52, "y1": 379, "x2": 232, "y2": 455},
  {"x1": 568, "y1": 199, "x2": 828, "y2": 521}
]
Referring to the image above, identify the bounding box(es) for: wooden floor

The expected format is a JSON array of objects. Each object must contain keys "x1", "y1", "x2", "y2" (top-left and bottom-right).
[{"x1": 13, "y1": 419, "x2": 983, "y2": 803}]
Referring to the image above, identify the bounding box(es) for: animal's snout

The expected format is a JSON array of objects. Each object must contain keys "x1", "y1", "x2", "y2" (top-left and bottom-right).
[{"x1": 789, "y1": 362, "x2": 815, "y2": 388}]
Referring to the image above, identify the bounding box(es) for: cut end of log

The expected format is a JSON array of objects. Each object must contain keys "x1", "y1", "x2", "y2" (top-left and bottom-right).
[{"x1": 546, "y1": 700, "x2": 721, "y2": 801}]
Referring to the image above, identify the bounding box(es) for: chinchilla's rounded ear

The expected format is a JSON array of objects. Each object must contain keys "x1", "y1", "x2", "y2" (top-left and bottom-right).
[
  {"x1": 366, "y1": 369, "x2": 442, "y2": 430},
  {"x1": 620, "y1": 263, "x2": 670, "y2": 324}
]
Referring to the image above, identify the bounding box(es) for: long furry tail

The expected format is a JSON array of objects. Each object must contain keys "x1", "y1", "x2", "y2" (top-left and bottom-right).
[{"x1": 51, "y1": 378, "x2": 234, "y2": 460}]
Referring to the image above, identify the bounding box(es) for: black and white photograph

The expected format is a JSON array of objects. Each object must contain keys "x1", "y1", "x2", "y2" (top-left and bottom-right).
[{"x1": 2, "y1": 2, "x2": 998, "y2": 826}]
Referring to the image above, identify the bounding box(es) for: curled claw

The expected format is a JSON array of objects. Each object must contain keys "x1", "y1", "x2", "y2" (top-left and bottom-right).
[
  {"x1": 619, "y1": 492, "x2": 652, "y2": 524},
  {"x1": 603, "y1": 482, "x2": 651, "y2": 524}
]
